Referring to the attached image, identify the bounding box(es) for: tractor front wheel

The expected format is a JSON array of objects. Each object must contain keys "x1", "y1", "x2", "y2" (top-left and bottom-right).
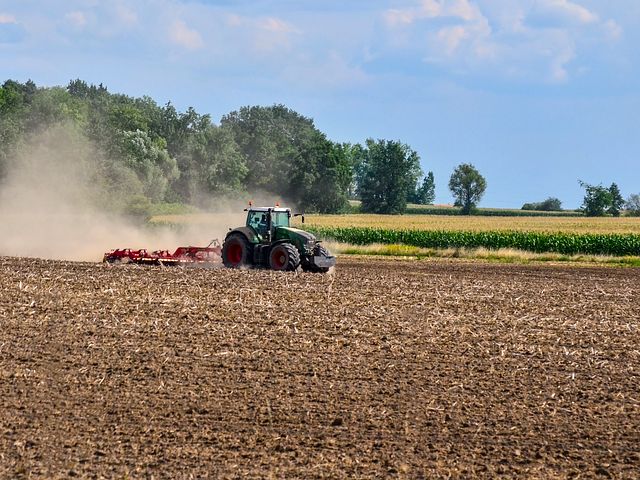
[
  {"x1": 222, "y1": 233, "x2": 251, "y2": 268},
  {"x1": 269, "y1": 243, "x2": 300, "y2": 271}
]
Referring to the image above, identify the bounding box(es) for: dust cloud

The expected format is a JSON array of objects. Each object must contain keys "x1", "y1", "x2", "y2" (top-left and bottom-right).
[{"x1": 0, "y1": 124, "x2": 242, "y2": 262}]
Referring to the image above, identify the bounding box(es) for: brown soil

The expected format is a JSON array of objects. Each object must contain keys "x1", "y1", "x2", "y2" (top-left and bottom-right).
[{"x1": 1, "y1": 256, "x2": 639, "y2": 479}]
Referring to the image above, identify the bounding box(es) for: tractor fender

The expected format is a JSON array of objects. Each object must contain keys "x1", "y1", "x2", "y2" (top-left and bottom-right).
[
  {"x1": 225, "y1": 226, "x2": 259, "y2": 244},
  {"x1": 269, "y1": 238, "x2": 292, "y2": 248}
]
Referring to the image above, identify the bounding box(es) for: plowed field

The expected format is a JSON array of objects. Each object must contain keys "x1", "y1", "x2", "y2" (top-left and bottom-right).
[{"x1": 1, "y1": 256, "x2": 639, "y2": 478}]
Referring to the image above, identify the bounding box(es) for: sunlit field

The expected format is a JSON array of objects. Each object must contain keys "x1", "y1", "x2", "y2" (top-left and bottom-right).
[
  {"x1": 149, "y1": 212, "x2": 640, "y2": 263},
  {"x1": 151, "y1": 212, "x2": 640, "y2": 235},
  {"x1": 304, "y1": 214, "x2": 640, "y2": 234}
]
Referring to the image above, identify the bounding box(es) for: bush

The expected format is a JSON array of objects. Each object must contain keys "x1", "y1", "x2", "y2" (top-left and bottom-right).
[{"x1": 522, "y1": 197, "x2": 562, "y2": 211}]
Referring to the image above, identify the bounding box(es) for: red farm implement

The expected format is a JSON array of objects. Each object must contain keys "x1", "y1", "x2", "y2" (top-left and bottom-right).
[{"x1": 103, "y1": 240, "x2": 221, "y2": 266}]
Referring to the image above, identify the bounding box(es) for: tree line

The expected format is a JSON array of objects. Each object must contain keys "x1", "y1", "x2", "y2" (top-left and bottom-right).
[
  {"x1": 2, "y1": 79, "x2": 637, "y2": 216},
  {"x1": 523, "y1": 183, "x2": 640, "y2": 217},
  {"x1": 0, "y1": 79, "x2": 441, "y2": 215},
  {"x1": 1, "y1": 79, "x2": 352, "y2": 213}
]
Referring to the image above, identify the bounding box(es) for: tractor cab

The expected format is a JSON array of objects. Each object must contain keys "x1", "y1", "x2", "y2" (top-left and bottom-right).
[{"x1": 246, "y1": 207, "x2": 292, "y2": 241}]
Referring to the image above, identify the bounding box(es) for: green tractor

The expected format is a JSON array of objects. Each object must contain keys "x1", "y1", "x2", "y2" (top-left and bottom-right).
[{"x1": 222, "y1": 205, "x2": 336, "y2": 272}]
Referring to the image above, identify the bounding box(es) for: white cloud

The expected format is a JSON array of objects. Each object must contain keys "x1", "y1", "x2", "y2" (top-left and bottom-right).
[
  {"x1": 422, "y1": 0, "x2": 443, "y2": 18},
  {"x1": 437, "y1": 26, "x2": 469, "y2": 55},
  {"x1": 385, "y1": 0, "x2": 497, "y2": 67},
  {"x1": 384, "y1": 0, "x2": 485, "y2": 25},
  {"x1": 383, "y1": 0, "x2": 623, "y2": 83},
  {"x1": 448, "y1": 0, "x2": 483, "y2": 22},
  {"x1": 65, "y1": 11, "x2": 87, "y2": 28},
  {"x1": 0, "y1": 13, "x2": 17, "y2": 24},
  {"x1": 535, "y1": 0, "x2": 598, "y2": 25},
  {"x1": 169, "y1": 20, "x2": 204, "y2": 50}
]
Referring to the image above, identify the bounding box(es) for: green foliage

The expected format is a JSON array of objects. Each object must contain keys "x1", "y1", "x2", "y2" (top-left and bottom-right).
[
  {"x1": 308, "y1": 226, "x2": 640, "y2": 257},
  {"x1": 608, "y1": 183, "x2": 624, "y2": 217},
  {"x1": 0, "y1": 80, "x2": 37, "y2": 175},
  {"x1": 112, "y1": 129, "x2": 178, "y2": 201},
  {"x1": 221, "y1": 105, "x2": 352, "y2": 213},
  {"x1": 625, "y1": 194, "x2": 640, "y2": 216},
  {"x1": 67, "y1": 79, "x2": 108, "y2": 99},
  {"x1": 522, "y1": 197, "x2": 562, "y2": 211},
  {"x1": 411, "y1": 171, "x2": 435, "y2": 205},
  {"x1": 579, "y1": 181, "x2": 624, "y2": 217},
  {"x1": 357, "y1": 139, "x2": 422, "y2": 214},
  {"x1": 171, "y1": 123, "x2": 246, "y2": 200},
  {"x1": 343, "y1": 142, "x2": 366, "y2": 199},
  {"x1": 0, "y1": 80, "x2": 356, "y2": 213},
  {"x1": 405, "y1": 206, "x2": 582, "y2": 217},
  {"x1": 448, "y1": 164, "x2": 487, "y2": 214},
  {"x1": 292, "y1": 138, "x2": 353, "y2": 213}
]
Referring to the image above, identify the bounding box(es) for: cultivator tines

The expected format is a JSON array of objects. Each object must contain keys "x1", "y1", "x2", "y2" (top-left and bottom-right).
[{"x1": 103, "y1": 240, "x2": 222, "y2": 266}]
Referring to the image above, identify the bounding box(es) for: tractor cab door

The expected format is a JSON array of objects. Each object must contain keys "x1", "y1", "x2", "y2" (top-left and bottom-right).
[{"x1": 247, "y1": 211, "x2": 270, "y2": 240}]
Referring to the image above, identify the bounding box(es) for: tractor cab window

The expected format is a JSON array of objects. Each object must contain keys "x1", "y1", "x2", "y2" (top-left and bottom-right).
[
  {"x1": 271, "y1": 211, "x2": 290, "y2": 228},
  {"x1": 247, "y1": 211, "x2": 269, "y2": 235}
]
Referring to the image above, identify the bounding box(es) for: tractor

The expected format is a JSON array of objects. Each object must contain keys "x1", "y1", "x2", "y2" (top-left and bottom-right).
[{"x1": 222, "y1": 205, "x2": 335, "y2": 272}]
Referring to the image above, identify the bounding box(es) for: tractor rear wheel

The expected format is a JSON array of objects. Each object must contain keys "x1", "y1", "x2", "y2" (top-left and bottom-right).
[
  {"x1": 269, "y1": 243, "x2": 300, "y2": 271},
  {"x1": 222, "y1": 233, "x2": 251, "y2": 268}
]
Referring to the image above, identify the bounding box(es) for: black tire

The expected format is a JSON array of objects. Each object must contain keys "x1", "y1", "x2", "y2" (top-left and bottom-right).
[
  {"x1": 269, "y1": 243, "x2": 300, "y2": 271},
  {"x1": 222, "y1": 233, "x2": 252, "y2": 268},
  {"x1": 302, "y1": 244, "x2": 331, "y2": 273}
]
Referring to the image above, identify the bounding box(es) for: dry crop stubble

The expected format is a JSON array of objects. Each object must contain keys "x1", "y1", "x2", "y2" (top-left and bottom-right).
[{"x1": 0, "y1": 256, "x2": 639, "y2": 478}]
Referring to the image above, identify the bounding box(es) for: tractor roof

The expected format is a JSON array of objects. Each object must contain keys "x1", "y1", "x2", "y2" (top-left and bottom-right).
[{"x1": 247, "y1": 207, "x2": 291, "y2": 213}]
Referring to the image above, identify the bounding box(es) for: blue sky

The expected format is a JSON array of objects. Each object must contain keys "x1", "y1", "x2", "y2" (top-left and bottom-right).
[{"x1": 1, "y1": 0, "x2": 639, "y2": 208}]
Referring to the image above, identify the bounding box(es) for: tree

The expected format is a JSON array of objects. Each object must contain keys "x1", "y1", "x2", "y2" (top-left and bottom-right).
[
  {"x1": 221, "y1": 105, "x2": 352, "y2": 212},
  {"x1": 448, "y1": 164, "x2": 486, "y2": 214},
  {"x1": 357, "y1": 139, "x2": 422, "y2": 214},
  {"x1": 412, "y1": 171, "x2": 435, "y2": 205},
  {"x1": 579, "y1": 180, "x2": 617, "y2": 217},
  {"x1": 580, "y1": 181, "x2": 611, "y2": 216},
  {"x1": 343, "y1": 142, "x2": 367, "y2": 199},
  {"x1": 608, "y1": 183, "x2": 624, "y2": 217},
  {"x1": 221, "y1": 105, "x2": 312, "y2": 194},
  {"x1": 288, "y1": 135, "x2": 353, "y2": 213},
  {"x1": 625, "y1": 194, "x2": 640, "y2": 216},
  {"x1": 172, "y1": 124, "x2": 247, "y2": 200},
  {"x1": 112, "y1": 129, "x2": 179, "y2": 202}
]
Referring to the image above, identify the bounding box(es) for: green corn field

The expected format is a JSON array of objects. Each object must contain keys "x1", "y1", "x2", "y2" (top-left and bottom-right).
[{"x1": 307, "y1": 226, "x2": 640, "y2": 256}]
